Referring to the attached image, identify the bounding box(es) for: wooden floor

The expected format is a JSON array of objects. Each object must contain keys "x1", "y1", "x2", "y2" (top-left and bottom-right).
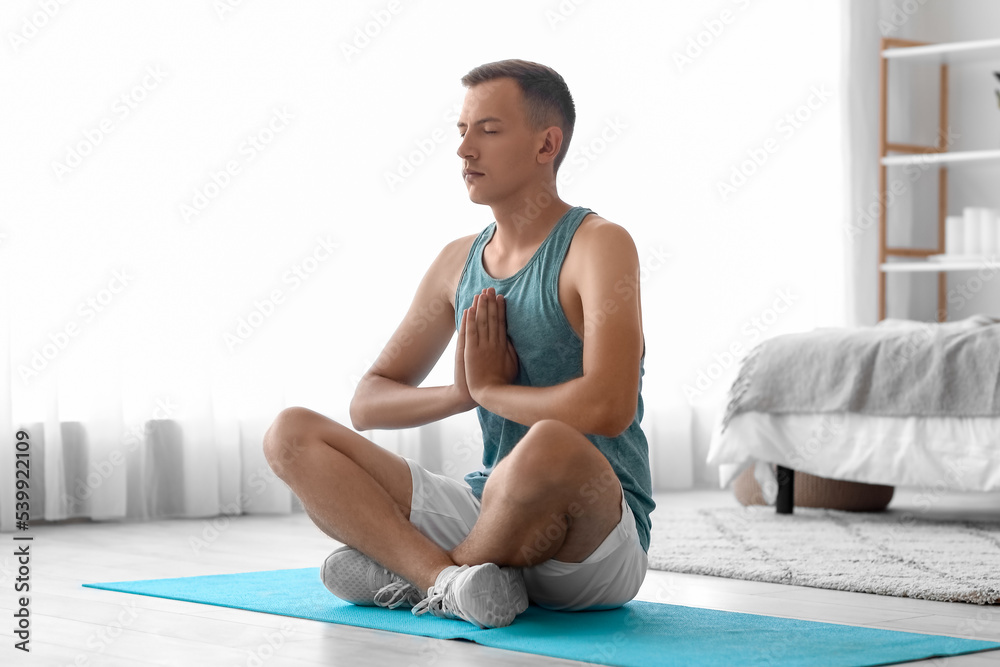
[{"x1": 1, "y1": 489, "x2": 999, "y2": 666}]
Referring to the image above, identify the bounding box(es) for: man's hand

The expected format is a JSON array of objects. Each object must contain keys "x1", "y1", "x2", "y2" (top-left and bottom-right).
[
  {"x1": 464, "y1": 287, "x2": 519, "y2": 401},
  {"x1": 452, "y1": 303, "x2": 478, "y2": 412}
]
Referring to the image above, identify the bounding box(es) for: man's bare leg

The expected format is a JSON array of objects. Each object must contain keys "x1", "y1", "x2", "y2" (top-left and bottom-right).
[
  {"x1": 263, "y1": 407, "x2": 456, "y2": 594},
  {"x1": 449, "y1": 419, "x2": 623, "y2": 569}
]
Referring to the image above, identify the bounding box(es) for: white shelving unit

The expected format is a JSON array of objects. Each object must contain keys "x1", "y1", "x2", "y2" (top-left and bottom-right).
[
  {"x1": 880, "y1": 148, "x2": 1000, "y2": 167},
  {"x1": 882, "y1": 37, "x2": 1000, "y2": 64},
  {"x1": 881, "y1": 258, "x2": 1000, "y2": 272},
  {"x1": 877, "y1": 37, "x2": 1000, "y2": 320}
]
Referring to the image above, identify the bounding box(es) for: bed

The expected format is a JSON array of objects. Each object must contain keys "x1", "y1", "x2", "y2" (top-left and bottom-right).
[{"x1": 707, "y1": 314, "x2": 1000, "y2": 513}]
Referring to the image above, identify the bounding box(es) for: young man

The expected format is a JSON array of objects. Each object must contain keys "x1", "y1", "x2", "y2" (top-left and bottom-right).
[{"x1": 263, "y1": 59, "x2": 654, "y2": 629}]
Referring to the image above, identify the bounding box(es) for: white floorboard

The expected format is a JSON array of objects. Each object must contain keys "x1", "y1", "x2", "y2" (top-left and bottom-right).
[{"x1": 0, "y1": 488, "x2": 998, "y2": 666}]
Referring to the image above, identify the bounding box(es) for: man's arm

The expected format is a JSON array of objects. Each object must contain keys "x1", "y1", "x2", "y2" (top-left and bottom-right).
[
  {"x1": 349, "y1": 236, "x2": 478, "y2": 432},
  {"x1": 464, "y1": 221, "x2": 643, "y2": 438}
]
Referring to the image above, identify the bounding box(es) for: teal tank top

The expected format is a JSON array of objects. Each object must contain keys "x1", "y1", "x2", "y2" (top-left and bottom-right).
[{"x1": 454, "y1": 205, "x2": 655, "y2": 553}]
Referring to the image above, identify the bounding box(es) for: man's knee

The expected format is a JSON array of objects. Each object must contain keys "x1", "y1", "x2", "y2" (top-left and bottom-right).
[
  {"x1": 263, "y1": 406, "x2": 320, "y2": 475},
  {"x1": 510, "y1": 420, "x2": 582, "y2": 481}
]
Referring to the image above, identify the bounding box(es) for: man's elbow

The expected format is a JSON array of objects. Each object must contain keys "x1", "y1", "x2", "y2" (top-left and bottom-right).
[
  {"x1": 348, "y1": 377, "x2": 371, "y2": 431},
  {"x1": 348, "y1": 397, "x2": 366, "y2": 432},
  {"x1": 599, "y1": 399, "x2": 636, "y2": 438}
]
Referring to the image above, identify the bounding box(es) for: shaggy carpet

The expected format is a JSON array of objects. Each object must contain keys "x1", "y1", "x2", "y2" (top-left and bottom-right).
[{"x1": 646, "y1": 506, "x2": 1000, "y2": 604}]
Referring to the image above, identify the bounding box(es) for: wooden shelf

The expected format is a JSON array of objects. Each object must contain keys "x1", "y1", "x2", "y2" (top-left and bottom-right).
[
  {"x1": 881, "y1": 149, "x2": 1000, "y2": 167},
  {"x1": 882, "y1": 37, "x2": 1000, "y2": 64},
  {"x1": 881, "y1": 258, "x2": 1000, "y2": 272}
]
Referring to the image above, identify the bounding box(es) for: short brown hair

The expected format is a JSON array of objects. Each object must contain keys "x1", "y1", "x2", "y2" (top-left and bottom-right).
[{"x1": 461, "y1": 59, "x2": 575, "y2": 175}]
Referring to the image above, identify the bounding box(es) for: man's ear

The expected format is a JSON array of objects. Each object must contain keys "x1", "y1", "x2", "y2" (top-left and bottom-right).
[{"x1": 537, "y1": 126, "x2": 563, "y2": 167}]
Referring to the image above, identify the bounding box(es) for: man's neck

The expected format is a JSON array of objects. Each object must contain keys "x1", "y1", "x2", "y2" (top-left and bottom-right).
[{"x1": 489, "y1": 186, "x2": 573, "y2": 257}]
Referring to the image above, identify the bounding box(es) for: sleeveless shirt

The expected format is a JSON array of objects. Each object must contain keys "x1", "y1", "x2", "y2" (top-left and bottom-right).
[{"x1": 453, "y1": 205, "x2": 655, "y2": 552}]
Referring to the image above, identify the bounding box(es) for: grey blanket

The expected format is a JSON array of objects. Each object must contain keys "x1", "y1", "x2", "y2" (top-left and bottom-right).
[{"x1": 721, "y1": 314, "x2": 1000, "y2": 433}]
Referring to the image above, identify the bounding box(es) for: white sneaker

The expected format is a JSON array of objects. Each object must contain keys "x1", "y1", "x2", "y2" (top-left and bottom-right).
[
  {"x1": 411, "y1": 563, "x2": 529, "y2": 629},
  {"x1": 321, "y1": 546, "x2": 424, "y2": 609}
]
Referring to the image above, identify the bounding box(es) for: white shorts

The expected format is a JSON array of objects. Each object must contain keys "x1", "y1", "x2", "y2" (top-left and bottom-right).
[{"x1": 402, "y1": 457, "x2": 648, "y2": 611}]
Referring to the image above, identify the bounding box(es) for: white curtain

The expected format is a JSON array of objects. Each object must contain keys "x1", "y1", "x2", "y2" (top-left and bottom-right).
[
  {"x1": 0, "y1": 0, "x2": 847, "y2": 532},
  {"x1": 843, "y1": 0, "x2": 883, "y2": 328},
  {"x1": 842, "y1": 0, "x2": 938, "y2": 327}
]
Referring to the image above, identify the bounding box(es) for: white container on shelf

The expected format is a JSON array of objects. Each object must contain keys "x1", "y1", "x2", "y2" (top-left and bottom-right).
[
  {"x1": 980, "y1": 208, "x2": 999, "y2": 257},
  {"x1": 945, "y1": 215, "x2": 965, "y2": 255},
  {"x1": 964, "y1": 206, "x2": 982, "y2": 255}
]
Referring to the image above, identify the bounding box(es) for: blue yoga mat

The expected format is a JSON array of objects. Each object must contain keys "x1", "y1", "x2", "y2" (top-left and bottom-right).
[{"x1": 83, "y1": 568, "x2": 1000, "y2": 667}]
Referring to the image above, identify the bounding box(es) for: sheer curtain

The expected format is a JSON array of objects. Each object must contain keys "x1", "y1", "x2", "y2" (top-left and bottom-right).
[
  {"x1": 0, "y1": 0, "x2": 846, "y2": 532},
  {"x1": 842, "y1": 0, "x2": 934, "y2": 326}
]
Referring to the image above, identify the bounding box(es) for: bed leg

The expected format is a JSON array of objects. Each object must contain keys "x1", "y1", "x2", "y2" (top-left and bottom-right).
[{"x1": 776, "y1": 465, "x2": 794, "y2": 514}]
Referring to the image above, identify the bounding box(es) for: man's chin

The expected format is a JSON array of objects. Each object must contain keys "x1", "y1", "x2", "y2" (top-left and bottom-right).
[{"x1": 466, "y1": 190, "x2": 489, "y2": 206}]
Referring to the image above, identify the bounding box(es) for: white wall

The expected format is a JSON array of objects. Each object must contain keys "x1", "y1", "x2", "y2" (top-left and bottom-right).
[{"x1": 1, "y1": 0, "x2": 847, "y2": 494}]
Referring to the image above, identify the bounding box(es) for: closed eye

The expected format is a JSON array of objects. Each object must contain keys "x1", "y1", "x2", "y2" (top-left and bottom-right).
[{"x1": 459, "y1": 131, "x2": 497, "y2": 138}]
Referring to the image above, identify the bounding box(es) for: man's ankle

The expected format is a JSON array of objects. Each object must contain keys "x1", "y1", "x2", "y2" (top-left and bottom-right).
[{"x1": 422, "y1": 563, "x2": 461, "y2": 593}]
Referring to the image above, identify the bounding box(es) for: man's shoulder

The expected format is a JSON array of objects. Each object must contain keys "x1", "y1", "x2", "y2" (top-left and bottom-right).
[
  {"x1": 445, "y1": 231, "x2": 480, "y2": 253},
  {"x1": 573, "y1": 213, "x2": 637, "y2": 256},
  {"x1": 577, "y1": 212, "x2": 626, "y2": 235},
  {"x1": 440, "y1": 232, "x2": 479, "y2": 267},
  {"x1": 431, "y1": 232, "x2": 480, "y2": 300}
]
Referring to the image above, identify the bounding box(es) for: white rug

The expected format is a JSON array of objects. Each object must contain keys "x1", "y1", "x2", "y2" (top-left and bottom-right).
[{"x1": 646, "y1": 506, "x2": 1000, "y2": 604}]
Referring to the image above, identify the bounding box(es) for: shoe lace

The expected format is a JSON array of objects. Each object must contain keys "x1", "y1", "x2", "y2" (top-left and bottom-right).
[
  {"x1": 373, "y1": 576, "x2": 419, "y2": 609},
  {"x1": 411, "y1": 585, "x2": 456, "y2": 618}
]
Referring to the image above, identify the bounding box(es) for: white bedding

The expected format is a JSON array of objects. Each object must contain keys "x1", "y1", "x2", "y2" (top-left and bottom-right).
[{"x1": 708, "y1": 411, "x2": 1000, "y2": 500}]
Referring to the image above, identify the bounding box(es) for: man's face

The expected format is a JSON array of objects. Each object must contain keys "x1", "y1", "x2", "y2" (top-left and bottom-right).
[{"x1": 456, "y1": 77, "x2": 547, "y2": 205}]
